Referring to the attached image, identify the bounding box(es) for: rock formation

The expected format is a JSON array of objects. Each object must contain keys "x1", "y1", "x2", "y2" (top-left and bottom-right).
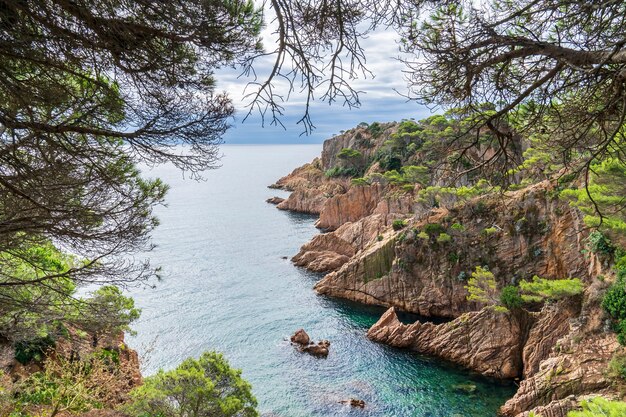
[
  {"x1": 368, "y1": 306, "x2": 524, "y2": 378},
  {"x1": 290, "y1": 329, "x2": 331, "y2": 357},
  {"x1": 272, "y1": 122, "x2": 626, "y2": 416}
]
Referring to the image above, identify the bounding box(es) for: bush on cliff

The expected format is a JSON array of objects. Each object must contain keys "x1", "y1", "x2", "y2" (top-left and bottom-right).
[
  {"x1": 465, "y1": 267, "x2": 498, "y2": 306},
  {"x1": 500, "y1": 286, "x2": 523, "y2": 310},
  {"x1": 125, "y1": 351, "x2": 258, "y2": 417},
  {"x1": 10, "y1": 352, "x2": 135, "y2": 417},
  {"x1": 519, "y1": 276, "x2": 583, "y2": 303},
  {"x1": 324, "y1": 166, "x2": 361, "y2": 178},
  {"x1": 602, "y1": 276, "x2": 626, "y2": 345},
  {"x1": 392, "y1": 220, "x2": 408, "y2": 231},
  {"x1": 567, "y1": 397, "x2": 626, "y2": 416},
  {"x1": 560, "y1": 158, "x2": 626, "y2": 237}
]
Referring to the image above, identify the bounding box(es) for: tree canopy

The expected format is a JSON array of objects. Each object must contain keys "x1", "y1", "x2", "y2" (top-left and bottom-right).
[{"x1": 0, "y1": 0, "x2": 263, "y2": 315}]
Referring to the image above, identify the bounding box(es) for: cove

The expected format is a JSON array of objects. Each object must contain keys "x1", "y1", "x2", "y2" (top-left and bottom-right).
[{"x1": 127, "y1": 144, "x2": 516, "y2": 417}]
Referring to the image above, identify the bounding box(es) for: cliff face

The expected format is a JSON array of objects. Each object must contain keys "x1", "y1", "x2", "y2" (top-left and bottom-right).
[
  {"x1": 316, "y1": 183, "x2": 590, "y2": 317},
  {"x1": 270, "y1": 158, "x2": 348, "y2": 215},
  {"x1": 368, "y1": 306, "x2": 526, "y2": 378},
  {"x1": 272, "y1": 122, "x2": 626, "y2": 416}
]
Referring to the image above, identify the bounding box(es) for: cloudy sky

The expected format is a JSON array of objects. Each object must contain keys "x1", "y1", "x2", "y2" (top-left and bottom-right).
[{"x1": 217, "y1": 17, "x2": 433, "y2": 144}]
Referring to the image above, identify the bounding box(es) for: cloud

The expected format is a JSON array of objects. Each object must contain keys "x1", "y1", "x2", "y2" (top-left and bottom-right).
[{"x1": 215, "y1": 7, "x2": 433, "y2": 144}]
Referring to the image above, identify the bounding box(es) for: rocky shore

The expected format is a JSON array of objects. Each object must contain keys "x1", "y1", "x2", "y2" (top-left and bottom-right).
[{"x1": 270, "y1": 122, "x2": 626, "y2": 416}]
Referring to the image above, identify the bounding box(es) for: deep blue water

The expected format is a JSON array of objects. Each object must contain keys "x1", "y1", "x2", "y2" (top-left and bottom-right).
[{"x1": 127, "y1": 145, "x2": 515, "y2": 417}]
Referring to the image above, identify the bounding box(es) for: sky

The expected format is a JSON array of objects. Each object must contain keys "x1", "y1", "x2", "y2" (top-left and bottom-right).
[{"x1": 216, "y1": 16, "x2": 434, "y2": 144}]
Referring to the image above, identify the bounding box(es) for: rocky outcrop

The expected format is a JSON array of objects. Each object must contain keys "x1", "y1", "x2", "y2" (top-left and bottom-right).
[
  {"x1": 366, "y1": 298, "x2": 585, "y2": 381},
  {"x1": 266, "y1": 196, "x2": 284, "y2": 205},
  {"x1": 501, "y1": 282, "x2": 623, "y2": 416},
  {"x1": 320, "y1": 124, "x2": 395, "y2": 170},
  {"x1": 270, "y1": 158, "x2": 349, "y2": 215},
  {"x1": 290, "y1": 328, "x2": 310, "y2": 345},
  {"x1": 316, "y1": 184, "x2": 384, "y2": 230},
  {"x1": 501, "y1": 333, "x2": 621, "y2": 416},
  {"x1": 290, "y1": 329, "x2": 331, "y2": 357},
  {"x1": 273, "y1": 120, "x2": 625, "y2": 416},
  {"x1": 522, "y1": 301, "x2": 581, "y2": 378},
  {"x1": 292, "y1": 214, "x2": 389, "y2": 273},
  {"x1": 368, "y1": 306, "x2": 524, "y2": 378},
  {"x1": 316, "y1": 184, "x2": 591, "y2": 318}
]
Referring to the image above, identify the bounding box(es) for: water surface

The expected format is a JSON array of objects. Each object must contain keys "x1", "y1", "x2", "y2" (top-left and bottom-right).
[{"x1": 128, "y1": 144, "x2": 516, "y2": 417}]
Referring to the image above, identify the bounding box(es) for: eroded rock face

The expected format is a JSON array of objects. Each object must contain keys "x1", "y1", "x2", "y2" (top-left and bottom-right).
[
  {"x1": 292, "y1": 214, "x2": 389, "y2": 273},
  {"x1": 266, "y1": 196, "x2": 284, "y2": 205},
  {"x1": 522, "y1": 300, "x2": 581, "y2": 378},
  {"x1": 501, "y1": 285, "x2": 623, "y2": 416},
  {"x1": 270, "y1": 158, "x2": 348, "y2": 215},
  {"x1": 316, "y1": 185, "x2": 385, "y2": 230},
  {"x1": 316, "y1": 184, "x2": 591, "y2": 318},
  {"x1": 501, "y1": 333, "x2": 620, "y2": 416},
  {"x1": 368, "y1": 307, "x2": 524, "y2": 378}
]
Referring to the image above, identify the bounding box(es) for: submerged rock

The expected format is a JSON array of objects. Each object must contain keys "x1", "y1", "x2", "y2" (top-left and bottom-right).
[
  {"x1": 340, "y1": 398, "x2": 365, "y2": 408},
  {"x1": 452, "y1": 383, "x2": 477, "y2": 394}
]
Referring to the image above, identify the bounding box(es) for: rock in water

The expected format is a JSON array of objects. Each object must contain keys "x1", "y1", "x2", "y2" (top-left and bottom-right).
[
  {"x1": 301, "y1": 342, "x2": 329, "y2": 357},
  {"x1": 266, "y1": 196, "x2": 284, "y2": 205},
  {"x1": 290, "y1": 330, "x2": 330, "y2": 357},
  {"x1": 290, "y1": 329, "x2": 310, "y2": 345},
  {"x1": 340, "y1": 398, "x2": 366, "y2": 408}
]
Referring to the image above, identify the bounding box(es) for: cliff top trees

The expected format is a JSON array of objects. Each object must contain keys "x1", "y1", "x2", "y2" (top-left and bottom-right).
[{"x1": 401, "y1": 1, "x2": 626, "y2": 175}]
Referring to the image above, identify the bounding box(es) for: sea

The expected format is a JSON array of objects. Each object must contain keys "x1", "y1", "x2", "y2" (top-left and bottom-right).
[{"x1": 126, "y1": 144, "x2": 516, "y2": 417}]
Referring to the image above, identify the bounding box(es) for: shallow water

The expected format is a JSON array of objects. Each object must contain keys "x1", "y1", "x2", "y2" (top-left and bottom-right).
[{"x1": 127, "y1": 144, "x2": 516, "y2": 417}]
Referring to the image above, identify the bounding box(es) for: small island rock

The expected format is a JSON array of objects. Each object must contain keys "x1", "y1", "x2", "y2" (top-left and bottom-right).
[{"x1": 290, "y1": 329, "x2": 310, "y2": 345}]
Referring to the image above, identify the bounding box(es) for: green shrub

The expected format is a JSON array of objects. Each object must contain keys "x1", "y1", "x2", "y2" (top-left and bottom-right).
[
  {"x1": 16, "y1": 354, "x2": 122, "y2": 416},
  {"x1": 607, "y1": 352, "x2": 626, "y2": 381},
  {"x1": 560, "y1": 158, "x2": 626, "y2": 236},
  {"x1": 519, "y1": 276, "x2": 584, "y2": 303},
  {"x1": 436, "y1": 233, "x2": 452, "y2": 244},
  {"x1": 367, "y1": 121, "x2": 383, "y2": 137},
  {"x1": 325, "y1": 166, "x2": 360, "y2": 178},
  {"x1": 450, "y1": 223, "x2": 465, "y2": 232},
  {"x1": 392, "y1": 219, "x2": 408, "y2": 231},
  {"x1": 567, "y1": 397, "x2": 626, "y2": 416},
  {"x1": 125, "y1": 351, "x2": 258, "y2": 417},
  {"x1": 603, "y1": 281, "x2": 626, "y2": 321},
  {"x1": 351, "y1": 177, "x2": 370, "y2": 186},
  {"x1": 417, "y1": 231, "x2": 429, "y2": 240},
  {"x1": 500, "y1": 286, "x2": 523, "y2": 310},
  {"x1": 423, "y1": 223, "x2": 445, "y2": 235},
  {"x1": 482, "y1": 227, "x2": 498, "y2": 236},
  {"x1": 465, "y1": 266, "x2": 498, "y2": 305},
  {"x1": 448, "y1": 252, "x2": 459, "y2": 263},
  {"x1": 588, "y1": 230, "x2": 615, "y2": 255},
  {"x1": 337, "y1": 148, "x2": 362, "y2": 160},
  {"x1": 14, "y1": 336, "x2": 55, "y2": 365},
  {"x1": 602, "y1": 278, "x2": 626, "y2": 345}
]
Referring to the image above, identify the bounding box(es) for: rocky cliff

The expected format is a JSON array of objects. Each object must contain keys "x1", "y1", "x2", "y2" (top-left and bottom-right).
[
  {"x1": 272, "y1": 121, "x2": 626, "y2": 416},
  {"x1": 315, "y1": 183, "x2": 591, "y2": 317}
]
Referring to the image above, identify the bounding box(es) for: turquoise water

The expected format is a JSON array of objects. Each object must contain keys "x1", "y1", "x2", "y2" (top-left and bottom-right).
[{"x1": 127, "y1": 145, "x2": 516, "y2": 417}]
